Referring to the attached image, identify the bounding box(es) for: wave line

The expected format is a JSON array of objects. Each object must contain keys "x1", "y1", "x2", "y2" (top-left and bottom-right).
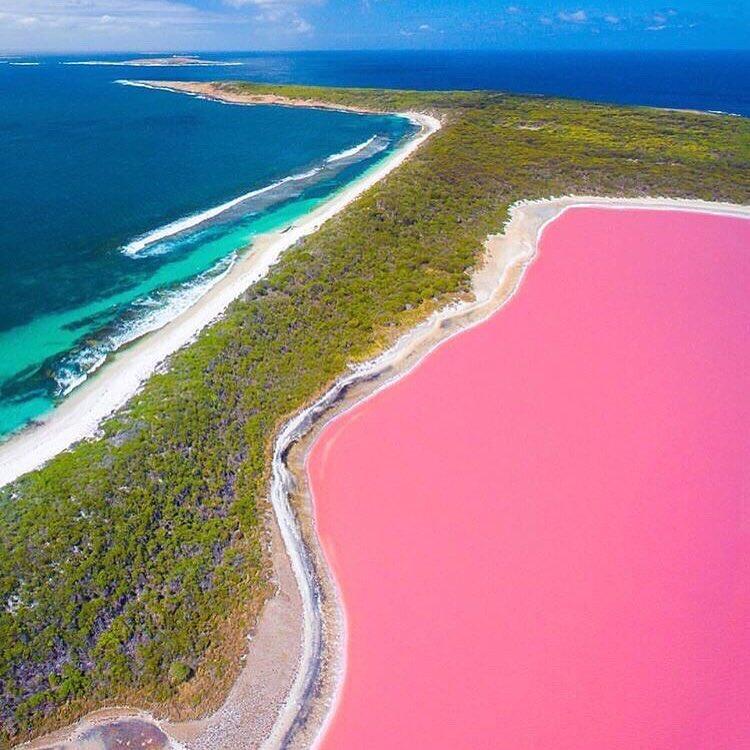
[
  {"x1": 326, "y1": 136, "x2": 379, "y2": 163},
  {"x1": 121, "y1": 169, "x2": 322, "y2": 256}
]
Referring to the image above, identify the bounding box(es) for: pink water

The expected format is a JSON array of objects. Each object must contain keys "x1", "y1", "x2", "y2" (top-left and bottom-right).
[{"x1": 308, "y1": 208, "x2": 750, "y2": 749}]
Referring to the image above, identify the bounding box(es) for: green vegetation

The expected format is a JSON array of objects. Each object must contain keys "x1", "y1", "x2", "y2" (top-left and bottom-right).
[{"x1": 2, "y1": 83, "x2": 749, "y2": 746}]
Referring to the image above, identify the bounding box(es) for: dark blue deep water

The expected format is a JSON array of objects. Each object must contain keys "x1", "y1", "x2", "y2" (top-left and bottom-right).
[
  {"x1": 92, "y1": 49, "x2": 748, "y2": 116},
  {"x1": 1, "y1": 49, "x2": 747, "y2": 437}
]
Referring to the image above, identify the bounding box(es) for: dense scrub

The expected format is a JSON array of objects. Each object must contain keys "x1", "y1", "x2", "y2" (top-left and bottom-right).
[{"x1": 1, "y1": 84, "x2": 749, "y2": 745}]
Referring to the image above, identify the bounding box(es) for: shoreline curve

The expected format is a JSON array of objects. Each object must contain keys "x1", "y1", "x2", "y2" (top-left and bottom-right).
[
  {"x1": 275, "y1": 195, "x2": 750, "y2": 748},
  {"x1": 0, "y1": 92, "x2": 440, "y2": 489}
]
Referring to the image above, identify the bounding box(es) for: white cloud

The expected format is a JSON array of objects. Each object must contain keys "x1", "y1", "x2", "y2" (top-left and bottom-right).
[
  {"x1": 399, "y1": 22, "x2": 441, "y2": 37},
  {"x1": 557, "y1": 9, "x2": 588, "y2": 24},
  {"x1": 604, "y1": 14, "x2": 620, "y2": 25},
  {"x1": 645, "y1": 10, "x2": 676, "y2": 31},
  {"x1": 223, "y1": 0, "x2": 317, "y2": 34},
  {"x1": 0, "y1": 0, "x2": 322, "y2": 49},
  {"x1": 292, "y1": 15, "x2": 312, "y2": 33},
  {"x1": 0, "y1": 0, "x2": 216, "y2": 32}
]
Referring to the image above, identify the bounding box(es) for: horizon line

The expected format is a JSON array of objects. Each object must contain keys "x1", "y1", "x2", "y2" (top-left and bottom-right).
[{"x1": 3, "y1": 47, "x2": 750, "y2": 57}]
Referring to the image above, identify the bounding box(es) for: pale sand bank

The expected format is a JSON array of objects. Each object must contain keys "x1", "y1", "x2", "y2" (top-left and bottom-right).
[{"x1": 120, "y1": 80, "x2": 388, "y2": 115}]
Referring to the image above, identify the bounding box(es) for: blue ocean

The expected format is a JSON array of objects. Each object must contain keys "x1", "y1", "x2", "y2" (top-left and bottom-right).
[
  {"x1": 1, "y1": 50, "x2": 748, "y2": 439},
  {"x1": 0, "y1": 58, "x2": 413, "y2": 437}
]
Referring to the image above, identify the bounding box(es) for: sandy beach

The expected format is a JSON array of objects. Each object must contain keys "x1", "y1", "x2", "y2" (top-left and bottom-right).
[
  {"x1": 120, "y1": 80, "x2": 396, "y2": 115},
  {"x1": 0, "y1": 94, "x2": 440, "y2": 488}
]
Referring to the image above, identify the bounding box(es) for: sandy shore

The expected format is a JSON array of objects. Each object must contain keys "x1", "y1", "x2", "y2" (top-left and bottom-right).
[
  {"x1": 20, "y1": 195, "x2": 750, "y2": 750},
  {"x1": 120, "y1": 80, "x2": 392, "y2": 115},
  {"x1": 0, "y1": 98, "x2": 440, "y2": 488}
]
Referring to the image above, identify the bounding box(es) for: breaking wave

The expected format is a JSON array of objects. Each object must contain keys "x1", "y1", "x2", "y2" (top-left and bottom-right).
[
  {"x1": 121, "y1": 137, "x2": 389, "y2": 257},
  {"x1": 53, "y1": 254, "x2": 237, "y2": 397},
  {"x1": 121, "y1": 169, "x2": 323, "y2": 256},
  {"x1": 327, "y1": 136, "x2": 381, "y2": 163}
]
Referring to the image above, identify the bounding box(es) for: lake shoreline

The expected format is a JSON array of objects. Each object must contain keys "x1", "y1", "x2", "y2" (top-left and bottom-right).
[
  {"x1": 303, "y1": 200, "x2": 750, "y2": 747},
  {"x1": 275, "y1": 195, "x2": 750, "y2": 747}
]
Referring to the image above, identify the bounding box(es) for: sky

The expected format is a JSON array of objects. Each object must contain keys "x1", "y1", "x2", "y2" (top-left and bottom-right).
[{"x1": 0, "y1": 1, "x2": 747, "y2": 53}]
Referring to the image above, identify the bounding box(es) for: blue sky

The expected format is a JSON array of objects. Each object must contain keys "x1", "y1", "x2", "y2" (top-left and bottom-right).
[{"x1": 0, "y1": 1, "x2": 747, "y2": 53}]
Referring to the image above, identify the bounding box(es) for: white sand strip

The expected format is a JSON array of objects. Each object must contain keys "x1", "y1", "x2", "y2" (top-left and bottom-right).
[{"x1": 0, "y1": 107, "x2": 440, "y2": 488}]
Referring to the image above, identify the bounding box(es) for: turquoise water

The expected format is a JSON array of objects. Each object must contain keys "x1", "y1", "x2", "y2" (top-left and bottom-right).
[{"x1": 0, "y1": 63, "x2": 413, "y2": 438}]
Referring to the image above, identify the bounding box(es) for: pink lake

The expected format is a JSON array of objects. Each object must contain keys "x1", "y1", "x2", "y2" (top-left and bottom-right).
[{"x1": 308, "y1": 208, "x2": 750, "y2": 749}]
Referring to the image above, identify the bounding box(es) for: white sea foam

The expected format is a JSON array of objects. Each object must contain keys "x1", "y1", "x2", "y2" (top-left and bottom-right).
[
  {"x1": 57, "y1": 354, "x2": 107, "y2": 397},
  {"x1": 326, "y1": 136, "x2": 381, "y2": 163},
  {"x1": 117, "y1": 80, "x2": 251, "y2": 108},
  {"x1": 117, "y1": 80, "x2": 222, "y2": 104},
  {"x1": 116, "y1": 79, "x2": 160, "y2": 90},
  {"x1": 121, "y1": 168, "x2": 324, "y2": 256},
  {"x1": 708, "y1": 109, "x2": 743, "y2": 118},
  {"x1": 9, "y1": 62, "x2": 40, "y2": 66},
  {"x1": 54, "y1": 255, "x2": 237, "y2": 396}
]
